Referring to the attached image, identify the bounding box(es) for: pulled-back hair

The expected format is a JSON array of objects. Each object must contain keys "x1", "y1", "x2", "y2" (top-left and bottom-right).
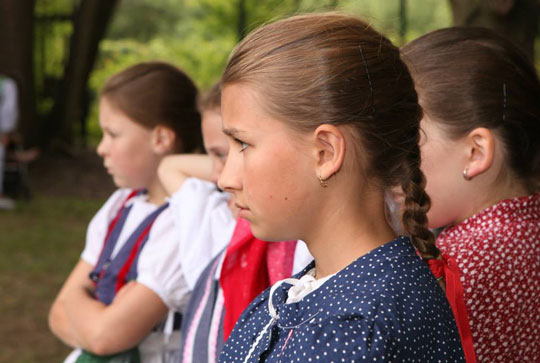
[
  {"x1": 101, "y1": 61, "x2": 203, "y2": 153},
  {"x1": 199, "y1": 82, "x2": 222, "y2": 113},
  {"x1": 222, "y1": 13, "x2": 440, "y2": 261},
  {"x1": 402, "y1": 27, "x2": 540, "y2": 192}
]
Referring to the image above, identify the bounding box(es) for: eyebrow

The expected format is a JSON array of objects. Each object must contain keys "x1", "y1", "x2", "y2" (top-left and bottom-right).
[
  {"x1": 207, "y1": 146, "x2": 227, "y2": 154},
  {"x1": 222, "y1": 127, "x2": 244, "y2": 137}
]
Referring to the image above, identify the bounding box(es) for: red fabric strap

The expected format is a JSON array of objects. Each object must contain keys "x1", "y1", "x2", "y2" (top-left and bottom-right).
[
  {"x1": 220, "y1": 218, "x2": 296, "y2": 340},
  {"x1": 428, "y1": 256, "x2": 477, "y2": 363},
  {"x1": 266, "y1": 239, "x2": 297, "y2": 284},
  {"x1": 94, "y1": 189, "x2": 140, "y2": 286},
  {"x1": 103, "y1": 190, "x2": 139, "y2": 247},
  {"x1": 114, "y1": 219, "x2": 155, "y2": 293},
  {"x1": 220, "y1": 218, "x2": 268, "y2": 340}
]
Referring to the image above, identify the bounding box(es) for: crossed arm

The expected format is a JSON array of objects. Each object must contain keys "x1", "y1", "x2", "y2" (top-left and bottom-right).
[
  {"x1": 158, "y1": 154, "x2": 213, "y2": 196},
  {"x1": 48, "y1": 259, "x2": 168, "y2": 356}
]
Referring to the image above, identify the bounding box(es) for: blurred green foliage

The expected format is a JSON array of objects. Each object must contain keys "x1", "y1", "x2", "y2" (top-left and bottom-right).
[
  {"x1": 34, "y1": 0, "x2": 75, "y2": 116},
  {"x1": 84, "y1": 0, "x2": 451, "y2": 146}
]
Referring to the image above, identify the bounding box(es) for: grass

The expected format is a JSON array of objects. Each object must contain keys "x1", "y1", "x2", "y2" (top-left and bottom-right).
[{"x1": 0, "y1": 194, "x2": 106, "y2": 362}]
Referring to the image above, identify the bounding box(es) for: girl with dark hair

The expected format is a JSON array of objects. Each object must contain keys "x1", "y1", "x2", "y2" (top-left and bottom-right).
[
  {"x1": 48, "y1": 61, "x2": 203, "y2": 362},
  {"x1": 216, "y1": 13, "x2": 465, "y2": 362},
  {"x1": 402, "y1": 27, "x2": 540, "y2": 363}
]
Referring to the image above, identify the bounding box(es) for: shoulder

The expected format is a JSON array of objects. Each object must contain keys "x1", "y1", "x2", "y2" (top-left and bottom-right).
[
  {"x1": 82, "y1": 189, "x2": 134, "y2": 264},
  {"x1": 86, "y1": 188, "x2": 134, "y2": 235},
  {"x1": 169, "y1": 177, "x2": 227, "y2": 208},
  {"x1": 95, "y1": 189, "x2": 135, "y2": 219},
  {"x1": 167, "y1": 177, "x2": 233, "y2": 245},
  {"x1": 308, "y1": 242, "x2": 458, "y2": 347}
]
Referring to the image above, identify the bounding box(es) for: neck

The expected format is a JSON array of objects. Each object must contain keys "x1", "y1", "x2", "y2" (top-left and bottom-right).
[
  {"x1": 145, "y1": 176, "x2": 169, "y2": 205},
  {"x1": 304, "y1": 184, "x2": 396, "y2": 279},
  {"x1": 456, "y1": 167, "x2": 530, "y2": 225}
]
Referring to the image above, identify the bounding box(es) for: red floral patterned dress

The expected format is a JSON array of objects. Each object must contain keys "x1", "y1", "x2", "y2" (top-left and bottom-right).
[{"x1": 437, "y1": 193, "x2": 540, "y2": 362}]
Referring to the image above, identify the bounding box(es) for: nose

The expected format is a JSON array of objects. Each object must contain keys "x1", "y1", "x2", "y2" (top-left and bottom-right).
[
  {"x1": 217, "y1": 151, "x2": 242, "y2": 192},
  {"x1": 96, "y1": 136, "x2": 107, "y2": 157}
]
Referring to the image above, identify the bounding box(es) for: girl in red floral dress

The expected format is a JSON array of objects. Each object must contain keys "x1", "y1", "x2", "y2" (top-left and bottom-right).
[{"x1": 402, "y1": 27, "x2": 540, "y2": 362}]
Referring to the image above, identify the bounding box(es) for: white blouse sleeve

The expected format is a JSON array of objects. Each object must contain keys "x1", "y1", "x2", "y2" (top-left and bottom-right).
[
  {"x1": 169, "y1": 177, "x2": 236, "y2": 290},
  {"x1": 135, "y1": 208, "x2": 191, "y2": 311},
  {"x1": 81, "y1": 189, "x2": 132, "y2": 266}
]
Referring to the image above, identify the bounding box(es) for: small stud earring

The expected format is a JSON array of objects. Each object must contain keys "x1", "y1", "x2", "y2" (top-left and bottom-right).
[
  {"x1": 462, "y1": 168, "x2": 472, "y2": 181},
  {"x1": 319, "y1": 175, "x2": 328, "y2": 188}
]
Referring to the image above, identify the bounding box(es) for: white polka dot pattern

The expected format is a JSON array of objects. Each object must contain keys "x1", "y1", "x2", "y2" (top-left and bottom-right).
[
  {"x1": 219, "y1": 237, "x2": 465, "y2": 362},
  {"x1": 437, "y1": 193, "x2": 540, "y2": 363}
]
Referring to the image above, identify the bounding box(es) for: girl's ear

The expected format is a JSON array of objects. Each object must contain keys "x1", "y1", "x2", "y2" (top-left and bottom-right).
[
  {"x1": 152, "y1": 126, "x2": 176, "y2": 154},
  {"x1": 313, "y1": 124, "x2": 346, "y2": 180},
  {"x1": 463, "y1": 127, "x2": 495, "y2": 179}
]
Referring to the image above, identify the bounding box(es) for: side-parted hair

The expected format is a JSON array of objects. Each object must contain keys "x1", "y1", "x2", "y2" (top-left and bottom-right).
[
  {"x1": 402, "y1": 27, "x2": 540, "y2": 192},
  {"x1": 101, "y1": 61, "x2": 203, "y2": 153},
  {"x1": 221, "y1": 13, "x2": 440, "y2": 261}
]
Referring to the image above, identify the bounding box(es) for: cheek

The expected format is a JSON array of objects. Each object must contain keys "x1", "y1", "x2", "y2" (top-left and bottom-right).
[
  {"x1": 421, "y1": 144, "x2": 465, "y2": 228},
  {"x1": 245, "y1": 149, "x2": 303, "y2": 211},
  {"x1": 421, "y1": 142, "x2": 444, "y2": 193}
]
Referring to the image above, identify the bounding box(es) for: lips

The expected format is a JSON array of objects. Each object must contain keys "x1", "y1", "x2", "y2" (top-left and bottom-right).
[
  {"x1": 234, "y1": 202, "x2": 251, "y2": 219},
  {"x1": 103, "y1": 164, "x2": 114, "y2": 175},
  {"x1": 234, "y1": 202, "x2": 249, "y2": 211}
]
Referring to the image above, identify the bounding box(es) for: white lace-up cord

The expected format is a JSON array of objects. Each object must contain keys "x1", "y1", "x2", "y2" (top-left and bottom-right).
[
  {"x1": 243, "y1": 277, "x2": 299, "y2": 363},
  {"x1": 286, "y1": 271, "x2": 322, "y2": 304}
]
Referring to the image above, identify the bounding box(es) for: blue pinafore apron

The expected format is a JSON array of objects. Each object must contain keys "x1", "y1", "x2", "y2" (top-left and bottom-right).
[{"x1": 76, "y1": 190, "x2": 169, "y2": 363}]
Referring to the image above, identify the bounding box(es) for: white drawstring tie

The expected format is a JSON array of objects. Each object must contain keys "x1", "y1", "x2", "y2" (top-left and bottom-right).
[{"x1": 243, "y1": 269, "x2": 333, "y2": 362}]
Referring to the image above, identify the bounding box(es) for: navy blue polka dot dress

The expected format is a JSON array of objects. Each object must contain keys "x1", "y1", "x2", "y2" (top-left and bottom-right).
[{"x1": 218, "y1": 237, "x2": 465, "y2": 362}]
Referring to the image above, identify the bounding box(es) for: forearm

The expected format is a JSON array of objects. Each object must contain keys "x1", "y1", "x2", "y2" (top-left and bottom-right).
[
  {"x1": 63, "y1": 285, "x2": 112, "y2": 354},
  {"x1": 49, "y1": 260, "x2": 95, "y2": 349},
  {"x1": 159, "y1": 154, "x2": 213, "y2": 195},
  {"x1": 48, "y1": 295, "x2": 83, "y2": 348},
  {"x1": 62, "y1": 282, "x2": 169, "y2": 356}
]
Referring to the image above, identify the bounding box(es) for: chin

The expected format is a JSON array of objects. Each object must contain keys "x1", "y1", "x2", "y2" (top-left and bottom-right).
[
  {"x1": 249, "y1": 226, "x2": 273, "y2": 242},
  {"x1": 111, "y1": 176, "x2": 132, "y2": 190},
  {"x1": 250, "y1": 223, "x2": 292, "y2": 243}
]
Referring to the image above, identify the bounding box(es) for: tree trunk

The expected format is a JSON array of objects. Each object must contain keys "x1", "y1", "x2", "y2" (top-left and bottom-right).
[
  {"x1": 237, "y1": 0, "x2": 247, "y2": 41},
  {"x1": 399, "y1": 0, "x2": 408, "y2": 44},
  {"x1": 449, "y1": 0, "x2": 538, "y2": 61},
  {"x1": 48, "y1": 0, "x2": 119, "y2": 149},
  {"x1": 0, "y1": 0, "x2": 37, "y2": 147}
]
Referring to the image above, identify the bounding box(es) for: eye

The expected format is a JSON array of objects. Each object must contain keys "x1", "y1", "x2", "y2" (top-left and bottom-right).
[
  {"x1": 104, "y1": 129, "x2": 118, "y2": 138},
  {"x1": 212, "y1": 150, "x2": 228, "y2": 162},
  {"x1": 234, "y1": 138, "x2": 249, "y2": 152}
]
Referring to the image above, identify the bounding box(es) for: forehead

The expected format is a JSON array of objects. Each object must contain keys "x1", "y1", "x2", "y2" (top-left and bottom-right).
[
  {"x1": 202, "y1": 109, "x2": 222, "y2": 132},
  {"x1": 202, "y1": 110, "x2": 227, "y2": 143},
  {"x1": 99, "y1": 97, "x2": 129, "y2": 125},
  {"x1": 99, "y1": 96, "x2": 148, "y2": 134},
  {"x1": 221, "y1": 83, "x2": 290, "y2": 138}
]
